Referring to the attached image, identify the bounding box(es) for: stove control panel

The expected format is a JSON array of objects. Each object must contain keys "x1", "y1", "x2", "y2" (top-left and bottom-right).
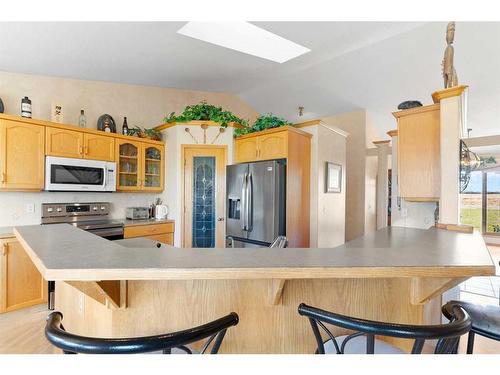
[{"x1": 41, "y1": 202, "x2": 111, "y2": 221}]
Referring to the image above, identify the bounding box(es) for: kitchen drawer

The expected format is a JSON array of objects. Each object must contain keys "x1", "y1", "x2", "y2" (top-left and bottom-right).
[
  {"x1": 124, "y1": 223, "x2": 174, "y2": 238},
  {"x1": 146, "y1": 233, "x2": 174, "y2": 246}
]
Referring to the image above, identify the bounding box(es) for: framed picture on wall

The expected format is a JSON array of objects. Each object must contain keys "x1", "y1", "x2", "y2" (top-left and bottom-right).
[{"x1": 325, "y1": 162, "x2": 342, "y2": 193}]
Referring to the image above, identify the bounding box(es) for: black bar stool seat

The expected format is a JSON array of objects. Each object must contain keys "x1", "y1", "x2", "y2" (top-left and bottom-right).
[
  {"x1": 322, "y1": 334, "x2": 405, "y2": 354},
  {"x1": 442, "y1": 300, "x2": 500, "y2": 353}
]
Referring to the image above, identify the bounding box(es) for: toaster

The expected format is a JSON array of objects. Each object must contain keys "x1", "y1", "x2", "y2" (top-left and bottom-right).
[{"x1": 126, "y1": 207, "x2": 150, "y2": 220}]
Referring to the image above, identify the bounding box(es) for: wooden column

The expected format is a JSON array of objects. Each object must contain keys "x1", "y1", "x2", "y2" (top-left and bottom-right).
[
  {"x1": 373, "y1": 140, "x2": 391, "y2": 229},
  {"x1": 432, "y1": 85, "x2": 468, "y2": 225},
  {"x1": 432, "y1": 85, "x2": 469, "y2": 308}
]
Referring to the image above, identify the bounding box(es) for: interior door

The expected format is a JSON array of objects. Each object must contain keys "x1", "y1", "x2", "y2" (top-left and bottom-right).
[{"x1": 183, "y1": 146, "x2": 227, "y2": 248}]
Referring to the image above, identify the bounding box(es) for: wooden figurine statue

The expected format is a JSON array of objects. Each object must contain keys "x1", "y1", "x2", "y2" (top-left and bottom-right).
[{"x1": 442, "y1": 22, "x2": 458, "y2": 88}]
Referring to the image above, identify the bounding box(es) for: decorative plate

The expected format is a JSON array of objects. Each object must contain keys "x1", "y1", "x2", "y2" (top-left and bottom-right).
[
  {"x1": 97, "y1": 114, "x2": 116, "y2": 133},
  {"x1": 397, "y1": 101, "x2": 423, "y2": 110}
]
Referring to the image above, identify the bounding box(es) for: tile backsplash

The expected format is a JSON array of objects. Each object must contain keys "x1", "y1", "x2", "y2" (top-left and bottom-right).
[{"x1": 0, "y1": 191, "x2": 158, "y2": 227}]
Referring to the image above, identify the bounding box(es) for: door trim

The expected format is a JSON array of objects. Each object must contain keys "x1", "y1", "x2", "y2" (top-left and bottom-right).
[{"x1": 181, "y1": 145, "x2": 227, "y2": 248}]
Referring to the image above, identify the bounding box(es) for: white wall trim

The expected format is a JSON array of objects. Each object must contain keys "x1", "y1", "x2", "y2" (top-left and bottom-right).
[{"x1": 319, "y1": 122, "x2": 350, "y2": 138}]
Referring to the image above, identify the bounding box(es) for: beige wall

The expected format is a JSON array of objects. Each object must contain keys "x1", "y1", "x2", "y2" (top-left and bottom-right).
[
  {"x1": 316, "y1": 125, "x2": 347, "y2": 247},
  {"x1": 322, "y1": 110, "x2": 369, "y2": 241},
  {"x1": 0, "y1": 71, "x2": 258, "y2": 228},
  {"x1": 303, "y1": 124, "x2": 347, "y2": 248}
]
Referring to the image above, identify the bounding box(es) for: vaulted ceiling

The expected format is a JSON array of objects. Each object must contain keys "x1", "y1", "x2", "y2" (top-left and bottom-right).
[{"x1": 0, "y1": 21, "x2": 498, "y2": 138}]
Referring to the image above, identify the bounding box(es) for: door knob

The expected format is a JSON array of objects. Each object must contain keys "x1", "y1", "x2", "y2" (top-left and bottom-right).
[{"x1": 217, "y1": 217, "x2": 225, "y2": 221}]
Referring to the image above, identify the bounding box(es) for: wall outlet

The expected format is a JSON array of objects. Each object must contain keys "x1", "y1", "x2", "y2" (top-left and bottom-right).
[{"x1": 25, "y1": 203, "x2": 35, "y2": 213}]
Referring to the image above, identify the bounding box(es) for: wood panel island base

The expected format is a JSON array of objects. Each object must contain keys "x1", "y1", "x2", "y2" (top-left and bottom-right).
[{"x1": 14, "y1": 225, "x2": 495, "y2": 354}]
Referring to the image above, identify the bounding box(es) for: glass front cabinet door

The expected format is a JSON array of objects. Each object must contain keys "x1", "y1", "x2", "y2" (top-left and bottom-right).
[
  {"x1": 116, "y1": 140, "x2": 142, "y2": 191},
  {"x1": 116, "y1": 139, "x2": 164, "y2": 192},
  {"x1": 142, "y1": 144, "x2": 164, "y2": 192}
]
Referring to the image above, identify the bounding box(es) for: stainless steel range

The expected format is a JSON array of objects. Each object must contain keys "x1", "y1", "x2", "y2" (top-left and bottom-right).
[
  {"x1": 41, "y1": 202, "x2": 124, "y2": 309},
  {"x1": 41, "y1": 202, "x2": 124, "y2": 240}
]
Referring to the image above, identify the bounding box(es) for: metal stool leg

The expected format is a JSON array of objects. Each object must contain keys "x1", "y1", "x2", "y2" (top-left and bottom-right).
[{"x1": 466, "y1": 331, "x2": 475, "y2": 354}]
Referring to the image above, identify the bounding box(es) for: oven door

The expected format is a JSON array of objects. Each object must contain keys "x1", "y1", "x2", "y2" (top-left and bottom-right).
[{"x1": 45, "y1": 156, "x2": 115, "y2": 192}]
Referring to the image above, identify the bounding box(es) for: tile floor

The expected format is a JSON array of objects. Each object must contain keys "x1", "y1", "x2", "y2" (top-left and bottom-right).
[{"x1": 459, "y1": 244, "x2": 500, "y2": 305}]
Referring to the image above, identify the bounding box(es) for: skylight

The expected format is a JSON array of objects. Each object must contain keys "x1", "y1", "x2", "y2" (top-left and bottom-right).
[{"x1": 177, "y1": 22, "x2": 310, "y2": 63}]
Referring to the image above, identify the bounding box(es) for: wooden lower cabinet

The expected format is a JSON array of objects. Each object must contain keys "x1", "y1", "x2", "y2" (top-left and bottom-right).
[
  {"x1": 146, "y1": 233, "x2": 174, "y2": 245},
  {"x1": 0, "y1": 237, "x2": 47, "y2": 313},
  {"x1": 124, "y1": 222, "x2": 174, "y2": 246}
]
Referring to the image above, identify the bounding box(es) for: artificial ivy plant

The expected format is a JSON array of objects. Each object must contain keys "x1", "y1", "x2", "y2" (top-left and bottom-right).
[
  {"x1": 164, "y1": 101, "x2": 248, "y2": 127},
  {"x1": 233, "y1": 114, "x2": 291, "y2": 137}
]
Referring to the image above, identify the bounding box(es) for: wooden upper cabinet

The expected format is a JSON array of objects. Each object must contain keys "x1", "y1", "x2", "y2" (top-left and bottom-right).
[
  {"x1": 234, "y1": 137, "x2": 259, "y2": 163},
  {"x1": 142, "y1": 144, "x2": 164, "y2": 192},
  {"x1": 116, "y1": 139, "x2": 142, "y2": 191},
  {"x1": 258, "y1": 131, "x2": 288, "y2": 160},
  {"x1": 394, "y1": 104, "x2": 440, "y2": 200},
  {"x1": 0, "y1": 119, "x2": 45, "y2": 190},
  {"x1": 46, "y1": 127, "x2": 84, "y2": 158},
  {"x1": 84, "y1": 133, "x2": 115, "y2": 161},
  {"x1": 0, "y1": 237, "x2": 47, "y2": 313},
  {"x1": 234, "y1": 128, "x2": 289, "y2": 163}
]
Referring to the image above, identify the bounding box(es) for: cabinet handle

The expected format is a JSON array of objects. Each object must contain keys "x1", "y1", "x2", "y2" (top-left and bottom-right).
[
  {"x1": 79, "y1": 145, "x2": 84, "y2": 156},
  {"x1": 84, "y1": 146, "x2": 89, "y2": 155},
  {"x1": 2, "y1": 243, "x2": 7, "y2": 256},
  {"x1": 1, "y1": 172, "x2": 6, "y2": 183}
]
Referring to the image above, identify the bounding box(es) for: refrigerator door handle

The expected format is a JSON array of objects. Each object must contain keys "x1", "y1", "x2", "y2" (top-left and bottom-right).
[
  {"x1": 247, "y1": 173, "x2": 253, "y2": 232},
  {"x1": 241, "y1": 173, "x2": 248, "y2": 231}
]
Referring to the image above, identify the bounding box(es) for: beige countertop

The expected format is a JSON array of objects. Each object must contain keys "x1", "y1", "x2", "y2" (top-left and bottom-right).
[
  {"x1": 14, "y1": 224, "x2": 495, "y2": 281},
  {"x1": 122, "y1": 218, "x2": 174, "y2": 227}
]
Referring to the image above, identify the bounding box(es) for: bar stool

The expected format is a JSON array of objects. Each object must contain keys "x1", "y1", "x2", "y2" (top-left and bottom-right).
[
  {"x1": 442, "y1": 300, "x2": 500, "y2": 354},
  {"x1": 298, "y1": 302, "x2": 471, "y2": 354},
  {"x1": 45, "y1": 311, "x2": 239, "y2": 354}
]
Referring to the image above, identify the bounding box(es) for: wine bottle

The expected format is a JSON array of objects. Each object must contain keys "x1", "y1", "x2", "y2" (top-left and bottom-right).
[
  {"x1": 78, "y1": 109, "x2": 87, "y2": 128},
  {"x1": 122, "y1": 117, "x2": 129, "y2": 135}
]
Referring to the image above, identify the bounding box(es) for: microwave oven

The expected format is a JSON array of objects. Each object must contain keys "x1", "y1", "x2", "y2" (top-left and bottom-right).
[{"x1": 45, "y1": 156, "x2": 116, "y2": 192}]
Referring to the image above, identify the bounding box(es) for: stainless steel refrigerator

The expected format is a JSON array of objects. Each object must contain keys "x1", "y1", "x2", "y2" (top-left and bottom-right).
[{"x1": 226, "y1": 160, "x2": 286, "y2": 248}]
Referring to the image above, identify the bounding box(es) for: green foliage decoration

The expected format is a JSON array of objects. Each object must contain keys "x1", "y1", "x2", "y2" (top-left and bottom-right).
[
  {"x1": 234, "y1": 113, "x2": 291, "y2": 137},
  {"x1": 164, "y1": 101, "x2": 248, "y2": 128}
]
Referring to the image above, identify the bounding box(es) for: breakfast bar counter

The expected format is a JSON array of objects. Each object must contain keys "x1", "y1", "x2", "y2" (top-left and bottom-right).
[{"x1": 14, "y1": 225, "x2": 496, "y2": 353}]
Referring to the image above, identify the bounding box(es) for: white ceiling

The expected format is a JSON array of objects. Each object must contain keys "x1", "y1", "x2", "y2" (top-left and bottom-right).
[{"x1": 0, "y1": 22, "x2": 498, "y2": 138}]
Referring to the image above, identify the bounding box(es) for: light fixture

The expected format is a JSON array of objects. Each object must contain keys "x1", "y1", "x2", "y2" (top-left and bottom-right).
[
  {"x1": 460, "y1": 140, "x2": 481, "y2": 192},
  {"x1": 177, "y1": 22, "x2": 310, "y2": 63}
]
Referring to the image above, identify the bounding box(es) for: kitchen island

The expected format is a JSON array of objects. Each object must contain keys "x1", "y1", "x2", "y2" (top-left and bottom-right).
[{"x1": 14, "y1": 224, "x2": 495, "y2": 353}]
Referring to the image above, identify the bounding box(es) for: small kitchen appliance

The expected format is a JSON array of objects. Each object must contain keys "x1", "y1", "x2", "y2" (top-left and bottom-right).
[
  {"x1": 45, "y1": 156, "x2": 116, "y2": 192},
  {"x1": 155, "y1": 204, "x2": 168, "y2": 220},
  {"x1": 126, "y1": 207, "x2": 150, "y2": 220}
]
